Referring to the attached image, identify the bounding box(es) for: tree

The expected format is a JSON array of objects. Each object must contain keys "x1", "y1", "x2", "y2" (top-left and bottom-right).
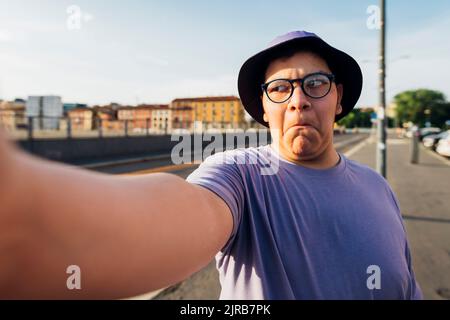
[
  {"x1": 393, "y1": 89, "x2": 449, "y2": 128},
  {"x1": 337, "y1": 108, "x2": 373, "y2": 128}
]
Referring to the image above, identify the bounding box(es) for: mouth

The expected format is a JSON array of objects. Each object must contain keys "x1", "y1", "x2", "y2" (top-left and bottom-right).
[
  {"x1": 288, "y1": 123, "x2": 314, "y2": 131},
  {"x1": 291, "y1": 124, "x2": 312, "y2": 128}
]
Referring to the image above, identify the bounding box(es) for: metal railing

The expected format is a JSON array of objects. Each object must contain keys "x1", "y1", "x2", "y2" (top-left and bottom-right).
[{"x1": 0, "y1": 113, "x2": 265, "y2": 140}]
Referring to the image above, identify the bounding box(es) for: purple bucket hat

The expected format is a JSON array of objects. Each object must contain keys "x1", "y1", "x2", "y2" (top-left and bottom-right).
[{"x1": 237, "y1": 31, "x2": 363, "y2": 127}]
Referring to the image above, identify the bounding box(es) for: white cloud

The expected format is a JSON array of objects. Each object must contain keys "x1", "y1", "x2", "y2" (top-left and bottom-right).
[{"x1": 0, "y1": 29, "x2": 12, "y2": 42}]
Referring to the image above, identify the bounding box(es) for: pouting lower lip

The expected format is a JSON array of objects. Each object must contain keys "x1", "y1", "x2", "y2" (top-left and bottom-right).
[{"x1": 291, "y1": 124, "x2": 312, "y2": 129}]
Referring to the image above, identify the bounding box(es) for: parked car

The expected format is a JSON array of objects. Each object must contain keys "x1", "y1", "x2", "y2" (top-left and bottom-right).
[
  {"x1": 436, "y1": 133, "x2": 450, "y2": 157},
  {"x1": 419, "y1": 127, "x2": 441, "y2": 141},
  {"x1": 423, "y1": 130, "x2": 449, "y2": 150}
]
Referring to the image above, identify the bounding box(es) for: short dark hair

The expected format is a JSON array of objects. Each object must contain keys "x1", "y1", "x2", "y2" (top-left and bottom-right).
[{"x1": 261, "y1": 45, "x2": 340, "y2": 85}]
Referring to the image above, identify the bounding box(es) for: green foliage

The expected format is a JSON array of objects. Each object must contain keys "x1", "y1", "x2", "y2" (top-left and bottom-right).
[
  {"x1": 393, "y1": 89, "x2": 449, "y2": 128},
  {"x1": 337, "y1": 108, "x2": 374, "y2": 128}
]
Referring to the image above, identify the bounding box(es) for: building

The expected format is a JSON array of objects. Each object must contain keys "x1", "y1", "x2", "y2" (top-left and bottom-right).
[
  {"x1": 26, "y1": 96, "x2": 63, "y2": 130},
  {"x1": 117, "y1": 105, "x2": 151, "y2": 131},
  {"x1": 170, "y1": 105, "x2": 193, "y2": 130},
  {"x1": 67, "y1": 107, "x2": 94, "y2": 131},
  {"x1": 63, "y1": 103, "x2": 88, "y2": 116},
  {"x1": 117, "y1": 104, "x2": 169, "y2": 133},
  {"x1": 170, "y1": 96, "x2": 245, "y2": 131},
  {"x1": 386, "y1": 103, "x2": 397, "y2": 119},
  {"x1": 151, "y1": 105, "x2": 171, "y2": 133},
  {"x1": 92, "y1": 105, "x2": 122, "y2": 132},
  {"x1": 92, "y1": 105, "x2": 116, "y2": 121},
  {"x1": 0, "y1": 100, "x2": 26, "y2": 131}
]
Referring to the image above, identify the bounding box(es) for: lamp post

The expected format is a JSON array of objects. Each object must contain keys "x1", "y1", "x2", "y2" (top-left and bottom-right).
[{"x1": 376, "y1": 0, "x2": 387, "y2": 178}]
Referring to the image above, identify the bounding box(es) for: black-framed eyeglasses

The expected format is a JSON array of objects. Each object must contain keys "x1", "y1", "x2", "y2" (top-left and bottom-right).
[{"x1": 261, "y1": 72, "x2": 335, "y2": 103}]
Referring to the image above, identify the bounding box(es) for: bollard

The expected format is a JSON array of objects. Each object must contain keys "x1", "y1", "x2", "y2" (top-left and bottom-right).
[
  {"x1": 98, "y1": 118, "x2": 103, "y2": 138},
  {"x1": 27, "y1": 116, "x2": 34, "y2": 140},
  {"x1": 410, "y1": 127, "x2": 419, "y2": 164},
  {"x1": 67, "y1": 118, "x2": 72, "y2": 139}
]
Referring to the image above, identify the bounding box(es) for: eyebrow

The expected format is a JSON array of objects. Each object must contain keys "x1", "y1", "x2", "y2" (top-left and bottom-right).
[{"x1": 265, "y1": 70, "x2": 330, "y2": 82}]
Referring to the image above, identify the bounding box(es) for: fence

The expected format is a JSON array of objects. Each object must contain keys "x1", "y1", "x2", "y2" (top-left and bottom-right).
[{"x1": 0, "y1": 113, "x2": 265, "y2": 140}]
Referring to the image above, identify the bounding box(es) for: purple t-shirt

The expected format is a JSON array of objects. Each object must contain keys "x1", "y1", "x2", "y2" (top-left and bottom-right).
[{"x1": 186, "y1": 145, "x2": 422, "y2": 300}]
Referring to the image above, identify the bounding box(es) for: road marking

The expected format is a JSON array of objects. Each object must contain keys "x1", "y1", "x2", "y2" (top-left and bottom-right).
[
  {"x1": 344, "y1": 135, "x2": 374, "y2": 158},
  {"x1": 121, "y1": 162, "x2": 200, "y2": 176},
  {"x1": 387, "y1": 139, "x2": 408, "y2": 145},
  {"x1": 334, "y1": 135, "x2": 369, "y2": 149}
]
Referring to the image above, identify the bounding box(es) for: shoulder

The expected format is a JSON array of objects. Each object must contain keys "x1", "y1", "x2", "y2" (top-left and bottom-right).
[
  {"x1": 201, "y1": 145, "x2": 273, "y2": 168},
  {"x1": 344, "y1": 155, "x2": 399, "y2": 209},
  {"x1": 345, "y1": 156, "x2": 388, "y2": 185}
]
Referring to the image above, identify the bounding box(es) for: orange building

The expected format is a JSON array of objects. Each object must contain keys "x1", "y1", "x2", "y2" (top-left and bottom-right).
[
  {"x1": 170, "y1": 105, "x2": 193, "y2": 130},
  {"x1": 170, "y1": 96, "x2": 245, "y2": 130},
  {"x1": 91, "y1": 106, "x2": 122, "y2": 131},
  {"x1": 117, "y1": 104, "x2": 169, "y2": 132},
  {"x1": 67, "y1": 108, "x2": 94, "y2": 131}
]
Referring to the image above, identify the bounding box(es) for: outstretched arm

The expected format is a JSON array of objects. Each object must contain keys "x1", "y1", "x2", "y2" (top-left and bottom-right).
[{"x1": 0, "y1": 128, "x2": 232, "y2": 299}]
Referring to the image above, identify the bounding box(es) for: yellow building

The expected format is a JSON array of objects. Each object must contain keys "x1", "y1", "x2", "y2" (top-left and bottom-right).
[
  {"x1": 0, "y1": 100, "x2": 26, "y2": 131},
  {"x1": 151, "y1": 105, "x2": 171, "y2": 133},
  {"x1": 386, "y1": 103, "x2": 397, "y2": 119},
  {"x1": 170, "y1": 96, "x2": 245, "y2": 130}
]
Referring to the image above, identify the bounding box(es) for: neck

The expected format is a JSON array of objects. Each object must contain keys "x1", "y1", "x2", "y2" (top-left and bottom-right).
[{"x1": 271, "y1": 141, "x2": 340, "y2": 170}]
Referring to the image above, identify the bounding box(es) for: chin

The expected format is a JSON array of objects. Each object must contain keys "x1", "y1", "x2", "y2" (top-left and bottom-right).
[
  {"x1": 285, "y1": 143, "x2": 315, "y2": 161},
  {"x1": 290, "y1": 136, "x2": 314, "y2": 154}
]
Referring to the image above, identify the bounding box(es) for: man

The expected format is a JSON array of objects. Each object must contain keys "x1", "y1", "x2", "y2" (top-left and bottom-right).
[{"x1": 0, "y1": 31, "x2": 421, "y2": 299}]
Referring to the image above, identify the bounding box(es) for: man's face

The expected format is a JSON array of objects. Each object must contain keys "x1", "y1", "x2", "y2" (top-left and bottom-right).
[{"x1": 262, "y1": 51, "x2": 343, "y2": 162}]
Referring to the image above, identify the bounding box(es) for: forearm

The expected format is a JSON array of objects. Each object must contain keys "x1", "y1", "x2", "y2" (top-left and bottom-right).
[
  {"x1": 0, "y1": 149, "x2": 119, "y2": 297},
  {"x1": 0, "y1": 149, "x2": 228, "y2": 299}
]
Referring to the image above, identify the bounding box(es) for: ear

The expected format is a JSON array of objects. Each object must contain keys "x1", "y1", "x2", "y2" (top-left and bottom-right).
[
  {"x1": 261, "y1": 95, "x2": 269, "y2": 123},
  {"x1": 335, "y1": 84, "x2": 344, "y2": 115}
]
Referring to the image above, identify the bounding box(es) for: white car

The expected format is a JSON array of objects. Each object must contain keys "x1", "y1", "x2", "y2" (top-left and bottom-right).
[
  {"x1": 436, "y1": 133, "x2": 450, "y2": 157},
  {"x1": 423, "y1": 130, "x2": 449, "y2": 149}
]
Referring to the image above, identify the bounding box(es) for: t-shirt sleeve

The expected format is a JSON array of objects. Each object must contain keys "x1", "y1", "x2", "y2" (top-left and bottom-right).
[{"x1": 186, "y1": 151, "x2": 245, "y2": 253}]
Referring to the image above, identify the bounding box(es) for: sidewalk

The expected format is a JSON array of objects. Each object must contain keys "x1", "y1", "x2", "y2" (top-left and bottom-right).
[{"x1": 346, "y1": 134, "x2": 450, "y2": 300}]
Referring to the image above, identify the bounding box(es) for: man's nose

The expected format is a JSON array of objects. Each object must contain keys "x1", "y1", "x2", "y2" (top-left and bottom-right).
[{"x1": 288, "y1": 83, "x2": 311, "y2": 112}]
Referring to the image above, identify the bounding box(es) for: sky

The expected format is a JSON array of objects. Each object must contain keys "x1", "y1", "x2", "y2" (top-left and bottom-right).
[{"x1": 0, "y1": 0, "x2": 449, "y2": 107}]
